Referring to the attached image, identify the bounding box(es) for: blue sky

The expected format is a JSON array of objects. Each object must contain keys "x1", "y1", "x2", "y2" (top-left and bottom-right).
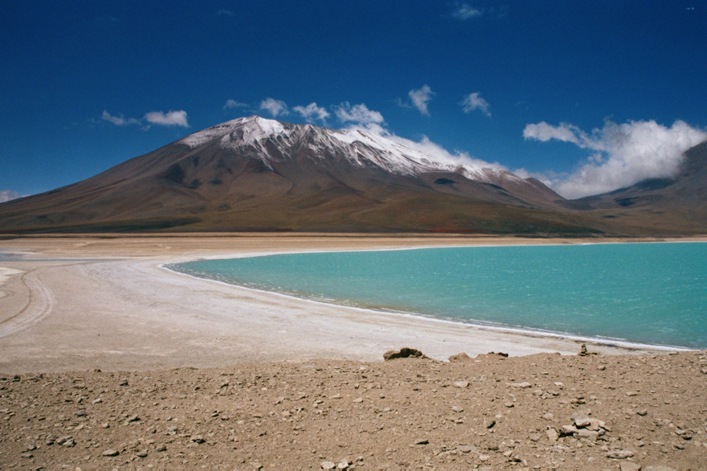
[{"x1": 1, "y1": 0, "x2": 705, "y2": 201}]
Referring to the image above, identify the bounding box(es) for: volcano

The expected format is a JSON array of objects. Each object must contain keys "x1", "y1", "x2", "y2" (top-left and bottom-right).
[{"x1": 0, "y1": 116, "x2": 704, "y2": 235}]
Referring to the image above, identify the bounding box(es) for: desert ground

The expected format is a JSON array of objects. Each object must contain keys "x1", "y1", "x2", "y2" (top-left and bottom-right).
[{"x1": 0, "y1": 233, "x2": 705, "y2": 469}]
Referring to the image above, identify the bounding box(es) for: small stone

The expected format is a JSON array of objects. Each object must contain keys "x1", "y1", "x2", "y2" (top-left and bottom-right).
[
  {"x1": 560, "y1": 425, "x2": 579, "y2": 436},
  {"x1": 102, "y1": 449, "x2": 119, "y2": 457},
  {"x1": 546, "y1": 427, "x2": 559, "y2": 442},
  {"x1": 626, "y1": 391, "x2": 639, "y2": 397},
  {"x1": 588, "y1": 418, "x2": 608, "y2": 431},
  {"x1": 620, "y1": 463, "x2": 642, "y2": 471},
  {"x1": 453, "y1": 380, "x2": 470, "y2": 388},
  {"x1": 509, "y1": 381, "x2": 532, "y2": 389},
  {"x1": 61, "y1": 437, "x2": 76, "y2": 448},
  {"x1": 337, "y1": 460, "x2": 350, "y2": 469},
  {"x1": 413, "y1": 438, "x2": 429, "y2": 445},
  {"x1": 577, "y1": 429, "x2": 600, "y2": 441},
  {"x1": 479, "y1": 454, "x2": 490, "y2": 462},
  {"x1": 191, "y1": 435, "x2": 206, "y2": 444},
  {"x1": 452, "y1": 405, "x2": 464, "y2": 413},
  {"x1": 606, "y1": 449, "x2": 635, "y2": 459},
  {"x1": 352, "y1": 397, "x2": 363, "y2": 403},
  {"x1": 118, "y1": 379, "x2": 129, "y2": 386},
  {"x1": 156, "y1": 445, "x2": 167, "y2": 452},
  {"x1": 571, "y1": 413, "x2": 592, "y2": 428},
  {"x1": 543, "y1": 412, "x2": 554, "y2": 420},
  {"x1": 636, "y1": 409, "x2": 648, "y2": 416},
  {"x1": 504, "y1": 402, "x2": 514, "y2": 408},
  {"x1": 321, "y1": 461, "x2": 336, "y2": 470},
  {"x1": 137, "y1": 451, "x2": 148, "y2": 458},
  {"x1": 457, "y1": 445, "x2": 477, "y2": 453}
]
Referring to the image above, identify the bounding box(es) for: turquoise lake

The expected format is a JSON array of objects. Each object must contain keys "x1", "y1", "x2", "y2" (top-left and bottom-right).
[{"x1": 171, "y1": 243, "x2": 707, "y2": 349}]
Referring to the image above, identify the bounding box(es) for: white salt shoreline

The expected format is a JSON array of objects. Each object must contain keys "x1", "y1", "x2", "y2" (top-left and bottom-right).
[{"x1": 163, "y1": 254, "x2": 690, "y2": 356}]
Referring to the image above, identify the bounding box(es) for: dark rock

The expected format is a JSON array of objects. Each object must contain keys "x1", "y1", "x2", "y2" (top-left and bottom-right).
[{"x1": 383, "y1": 347, "x2": 428, "y2": 361}]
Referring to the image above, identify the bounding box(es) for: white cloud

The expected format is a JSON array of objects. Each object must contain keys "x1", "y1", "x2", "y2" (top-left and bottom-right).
[
  {"x1": 224, "y1": 99, "x2": 248, "y2": 110},
  {"x1": 144, "y1": 110, "x2": 189, "y2": 127},
  {"x1": 460, "y1": 92, "x2": 491, "y2": 117},
  {"x1": 408, "y1": 85, "x2": 434, "y2": 116},
  {"x1": 0, "y1": 190, "x2": 21, "y2": 203},
  {"x1": 101, "y1": 110, "x2": 140, "y2": 127},
  {"x1": 259, "y1": 98, "x2": 289, "y2": 117},
  {"x1": 453, "y1": 4, "x2": 483, "y2": 20},
  {"x1": 524, "y1": 120, "x2": 707, "y2": 198},
  {"x1": 523, "y1": 121, "x2": 587, "y2": 145},
  {"x1": 335, "y1": 102, "x2": 385, "y2": 126},
  {"x1": 293, "y1": 102, "x2": 330, "y2": 123}
]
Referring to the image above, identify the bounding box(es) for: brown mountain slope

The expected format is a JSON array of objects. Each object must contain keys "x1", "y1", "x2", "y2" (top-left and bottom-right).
[
  {"x1": 563, "y1": 141, "x2": 707, "y2": 235},
  {"x1": 0, "y1": 117, "x2": 598, "y2": 234}
]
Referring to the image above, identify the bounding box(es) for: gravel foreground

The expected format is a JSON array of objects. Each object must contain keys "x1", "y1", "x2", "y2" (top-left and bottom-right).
[{"x1": 2, "y1": 349, "x2": 705, "y2": 470}]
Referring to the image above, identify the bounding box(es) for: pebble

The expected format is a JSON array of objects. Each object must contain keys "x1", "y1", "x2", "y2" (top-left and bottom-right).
[
  {"x1": 321, "y1": 461, "x2": 336, "y2": 470},
  {"x1": 453, "y1": 380, "x2": 469, "y2": 388},
  {"x1": 606, "y1": 449, "x2": 635, "y2": 459},
  {"x1": 457, "y1": 445, "x2": 477, "y2": 453},
  {"x1": 509, "y1": 381, "x2": 532, "y2": 389},
  {"x1": 546, "y1": 428, "x2": 559, "y2": 442},
  {"x1": 102, "y1": 449, "x2": 119, "y2": 457}
]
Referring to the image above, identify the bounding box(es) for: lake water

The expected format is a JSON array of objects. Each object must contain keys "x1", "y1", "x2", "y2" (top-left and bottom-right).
[{"x1": 170, "y1": 243, "x2": 707, "y2": 349}]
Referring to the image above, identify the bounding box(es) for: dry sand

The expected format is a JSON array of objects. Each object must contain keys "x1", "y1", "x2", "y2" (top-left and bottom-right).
[{"x1": 0, "y1": 234, "x2": 705, "y2": 469}]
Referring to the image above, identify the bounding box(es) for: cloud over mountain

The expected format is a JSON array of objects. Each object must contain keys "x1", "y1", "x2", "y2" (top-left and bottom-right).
[
  {"x1": 460, "y1": 92, "x2": 491, "y2": 117},
  {"x1": 259, "y1": 98, "x2": 289, "y2": 117},
  {"x1": 334, "y1": 102, "x2": 385, "y2": 127},
  {"x1": 101, "y1": 111, "x2": 140, "y2": 127},
  {"x1": 408, "y1": 85, "x2": 434, "y2": 116},
  {"x1": 293, "y1": 102, "x2": 330, "y2": 123},
  {"x1": 0, "y1": 190, "x2": 21, "y2": 203},
  {"x1": 524, "y1": 119, "x2": 707, "y2": 198},
  {"x1": 144, "y1": 110, "x2": 189, "y2": 127}
]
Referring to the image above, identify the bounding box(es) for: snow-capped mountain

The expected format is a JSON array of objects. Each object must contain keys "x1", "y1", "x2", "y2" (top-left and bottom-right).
[
  {"x1": 178, "y1": 116, "x2": 513, "y2": 183},
  {"x1": 3, "y1": 115, "x2": 702, "y2": 235}
]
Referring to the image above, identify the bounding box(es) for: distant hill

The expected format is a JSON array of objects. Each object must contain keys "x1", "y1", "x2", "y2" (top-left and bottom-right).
[
  {"x1": 0, "y1": 116, "x2": 704, "y2": 236},
  {"x1": 562, "y1": 141, "x2": 707, "y2": 235}
]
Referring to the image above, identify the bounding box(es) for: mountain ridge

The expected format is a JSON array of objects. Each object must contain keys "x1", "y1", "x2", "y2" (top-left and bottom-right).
[{"x1": 0, "y1": 117, "x2": 704, "y2": 235}]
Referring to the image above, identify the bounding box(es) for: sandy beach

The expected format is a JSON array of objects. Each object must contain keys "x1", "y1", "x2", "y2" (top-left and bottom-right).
[{"x1": 1, "y1": 234, "x2": 705, "y2": 469}]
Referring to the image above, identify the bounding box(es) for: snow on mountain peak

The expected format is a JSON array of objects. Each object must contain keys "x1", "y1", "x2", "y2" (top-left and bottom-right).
[
  {"x1": 179, "y1": 115, "x2": 286, "y2": 148},
  {"x1": 178, "y1": 116, "x2": 514, "y2": 183}
]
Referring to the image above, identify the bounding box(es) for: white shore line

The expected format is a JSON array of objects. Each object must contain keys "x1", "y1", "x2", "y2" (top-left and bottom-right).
[{"x1": 162, "y1": 245, "x2": 696, "y2": 354}]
